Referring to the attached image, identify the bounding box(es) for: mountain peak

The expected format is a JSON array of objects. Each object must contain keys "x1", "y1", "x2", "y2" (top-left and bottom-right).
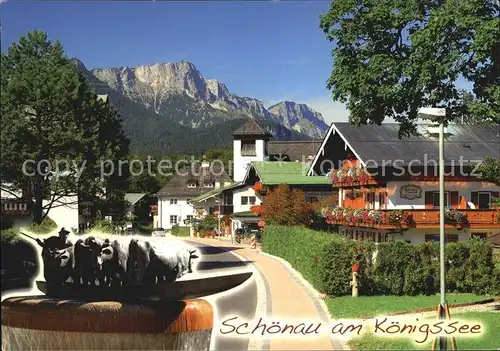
[{"x1": 80, "y1": 57, "x2": 329, "y2": 140}]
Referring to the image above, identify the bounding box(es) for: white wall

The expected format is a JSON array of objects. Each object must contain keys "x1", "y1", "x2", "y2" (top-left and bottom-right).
[
  {"x1": 233, "y1": 186, "x2": 262, "y2": 213},
  {"x1": 42, "y1": 196, "x2": 79, "y2": 232},
  {"x1": 386, "y1": 181, "x2": 499, "y2": 209},
  {"x1": 233, "y1": 139, "x2": 266, "y2": 182},
  {"x1": 158, "y1": 196, "x2": 195, "y2": 230}
]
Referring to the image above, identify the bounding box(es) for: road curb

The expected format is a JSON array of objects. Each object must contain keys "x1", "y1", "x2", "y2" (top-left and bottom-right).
[
  {"x1": 258, "y1": 251, "x2": 346, "y2": 350},
  {"x1": 184, "y1": 238, "x2": 271, "y2": 351}
]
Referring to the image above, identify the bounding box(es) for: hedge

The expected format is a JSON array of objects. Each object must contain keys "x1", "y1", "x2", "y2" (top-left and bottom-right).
[
  {"x1": 263, "y1": 225, "x2": 500, "y2": 297},
  {"x1": 262, "y1": 224, "x2": 338, "y2": 291}
]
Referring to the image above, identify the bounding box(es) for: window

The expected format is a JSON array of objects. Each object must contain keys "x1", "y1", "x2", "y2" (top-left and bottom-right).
[
  {"x1": 209, "y1": 207, "x2": 215, "y2": 215},
  {"x1": 432, "y1": 191, "x2": 449, "y2": 208},
  {"x1": 378, "y1": 192, "x2": 387, "y2": 209},
  {"x1": 186, "y1": 215, "x2": 194, "y2": 221},
  {"x1": 425, "y1": 234, "x2": 458, "y2": 243},
  {"x1": 241, "y1": 140, "x2": 256, "y2": 156},
  {"x1": 477, "y1": 192, "x2": 491, "y2": 209},
  {"x1": 170, "y1": 198, "x2": 178, "y2": 205},
  {"x1": 169, "y1": 215, "x2": 178, "y2": 224},
  {"x1": 366, "y1": 192, "x2": 375, "y2": 209},
  {"x1": 471, "y1": 233, "x2": 487, "y2": 240},
  {"x1": 241, "y1": 196, "x2": 256, "y2": 205},
  {"x1": 187, "y1": 183, "x2": 197, "y2": 188}
]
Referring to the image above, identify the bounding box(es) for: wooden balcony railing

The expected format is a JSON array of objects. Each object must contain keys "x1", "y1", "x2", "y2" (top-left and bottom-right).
[{"x1": 324, "y1": 208, "x2": 500, "y2": 229}]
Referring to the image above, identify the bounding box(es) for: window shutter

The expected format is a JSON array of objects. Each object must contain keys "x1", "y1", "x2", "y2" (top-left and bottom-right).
[
  {"x1": 425, "y1": 192, "x2": 433, "y2": 209},
  {"x1": 450, "y1": 191, "x2": 459, "y2": 207},
  {"x1": 470, "y1": 192, "x2": 479, "y2": 207}
]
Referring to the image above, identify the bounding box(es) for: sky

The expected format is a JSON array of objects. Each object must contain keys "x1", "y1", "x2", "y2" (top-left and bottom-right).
[{"x1": 0, "y1": 0, "x2": 349, "y2": 123}]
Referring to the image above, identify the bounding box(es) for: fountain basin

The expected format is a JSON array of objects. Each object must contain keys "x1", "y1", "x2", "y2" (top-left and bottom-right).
[{"x1": 1, "y1": 296, "x2": 213, "y2": 350}]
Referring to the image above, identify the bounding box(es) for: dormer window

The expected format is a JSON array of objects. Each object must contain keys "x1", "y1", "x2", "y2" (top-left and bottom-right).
[
  {"x1": 187, "y1": 183, "x2": 197, "y2": 188},
  {"x1": 241, "y1": 140, "x2": 256, "y2": 156},
  {"x1": 204, "y1": 182, "x2": 214, "y2": 188}
]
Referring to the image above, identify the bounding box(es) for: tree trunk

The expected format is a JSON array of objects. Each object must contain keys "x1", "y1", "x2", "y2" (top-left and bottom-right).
[{"x1": 32, "y1": 177, "x2": 44, "y2": 224}]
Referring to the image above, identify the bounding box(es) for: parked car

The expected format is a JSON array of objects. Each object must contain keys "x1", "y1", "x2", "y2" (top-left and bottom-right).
[{"x1": 152, "y1": 228, "x2": 167, "y2": 237}]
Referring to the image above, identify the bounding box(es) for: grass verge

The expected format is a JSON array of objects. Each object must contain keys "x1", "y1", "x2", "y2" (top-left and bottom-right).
[
  {"x1": 326, "y1": 294, "x2": 493, "y2": 319},
  {"x1": 349, "y1": 311, "x2": 500, "y2": 350}
]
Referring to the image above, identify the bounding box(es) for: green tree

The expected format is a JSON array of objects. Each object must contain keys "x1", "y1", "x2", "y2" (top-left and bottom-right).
[
  {"x1": 1, "y1": 30, "x2": 130, "y2": 224},
  {"x1": 455, "y1": 89, "x2": 497, "y2": 125},
  {"x1": 204, "y1": 147, "x2": 233, "y2": 177},
  {"x1": 477, "y1": 157, "x2": 500, "y2": 186},
  {"x1": 320, "y1": 0, "x2": 499, "y2": 137}
]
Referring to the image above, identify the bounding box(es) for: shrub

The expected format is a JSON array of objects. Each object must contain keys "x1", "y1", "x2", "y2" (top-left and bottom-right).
[
  {"x1": 29, "y1": 217, "x2": 57, "y2": 234},
  {"x1": 403, "y1": 242, "x2": 439, "y2": 296},
  {"x1": 91, "y1": 220, "x2": 116, "y2": 234},
  {"x1": 0, "y1": 228, "x2": 20, "y2": 245},
  {"x1": 374, "y1": 241, "x2": 414, "y2": 295},
  {"x1": 489, "y1": 266, "x2": 500, "y2": 296}
]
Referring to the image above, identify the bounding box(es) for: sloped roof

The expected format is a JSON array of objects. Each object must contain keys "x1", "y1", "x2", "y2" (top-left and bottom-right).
[
  {"x1": 125, "y1": 193, "x2": 146, "y2": 206},
  {"x1": 267, "y1": 140, "x2": 323, "y2": 162},
  {"x1": 232, "y1": 118, "x2": 272, "y2": 137},
  {"x1": 189, "y1": 182, "x2": 246, "y2": 203},
  {"x1": 157, "y1": 163, "x2": 232, "y2": 197},
  {"x1": 332, "y1": 123, "x2": 499, "y2": 166},
  {"x1": 251, "y1": 161, "x2": 331, "y2": 185}
]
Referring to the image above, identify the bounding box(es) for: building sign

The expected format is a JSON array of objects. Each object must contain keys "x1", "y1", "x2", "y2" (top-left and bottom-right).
[{"x1": 399, "y1": 184, "x2": 422, "y2": 200}]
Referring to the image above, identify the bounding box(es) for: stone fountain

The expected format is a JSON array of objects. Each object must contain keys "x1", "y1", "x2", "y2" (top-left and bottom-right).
[{"x1": 1, "y1": 233, "x2": 252, "y2": 350}]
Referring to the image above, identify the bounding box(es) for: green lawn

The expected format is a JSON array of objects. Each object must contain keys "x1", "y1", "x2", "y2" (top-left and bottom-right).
[
  {"x1": 326, "y1": 294, "x2": 493, "y2": 319},
  {"x1": 349, "y1": 312, "x2": 500, "y2": 350},
  {"x1": 172, "y1": 226, "x2": 190, "y2": 237}
]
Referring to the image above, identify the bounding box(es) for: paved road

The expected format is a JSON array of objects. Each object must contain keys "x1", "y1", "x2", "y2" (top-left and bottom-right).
[{"x1": 184, "y1": 240, "x2": 258, "y2": 351}]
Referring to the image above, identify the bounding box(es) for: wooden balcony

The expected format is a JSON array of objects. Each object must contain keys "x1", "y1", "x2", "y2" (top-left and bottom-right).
[{"x1": 325, "y1": 209, "x2": 500, "y2": 229}]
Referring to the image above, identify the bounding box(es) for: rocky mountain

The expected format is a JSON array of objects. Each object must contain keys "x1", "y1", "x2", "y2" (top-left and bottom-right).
[
  {"x1": 268, "y1": 101, "x2": 329, "y2": 139},
  {"x1": 71, "y1": 59, "x2": 313, "y2": 154},
  {"x1": 89, "y1": 61, "x2": 328, "y2": 137}
]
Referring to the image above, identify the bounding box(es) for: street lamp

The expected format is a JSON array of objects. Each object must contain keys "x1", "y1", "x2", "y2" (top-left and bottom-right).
[
  {"x1": 417, "y1": 107, "x2": 449, "y2": 350},
  {"x1": 215, "y1": 198, "x2": 221, "y2": 240}
]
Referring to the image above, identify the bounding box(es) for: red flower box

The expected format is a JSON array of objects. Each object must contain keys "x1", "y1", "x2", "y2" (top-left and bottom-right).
[{"x1": 352, "y1": 264, "x2": 360, "y2": 272}]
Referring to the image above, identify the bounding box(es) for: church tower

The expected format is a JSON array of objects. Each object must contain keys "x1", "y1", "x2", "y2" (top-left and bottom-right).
[{"x1": 232, "y1": 119, "x2": 272, "y2": 182}]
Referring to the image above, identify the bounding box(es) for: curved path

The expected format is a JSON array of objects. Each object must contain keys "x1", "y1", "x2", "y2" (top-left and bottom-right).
[{"x1": 183, "y1": 240, "x2": 259, "y2": 351}]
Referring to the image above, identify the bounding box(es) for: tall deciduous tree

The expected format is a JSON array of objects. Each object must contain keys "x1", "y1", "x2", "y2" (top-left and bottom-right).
[
  {"x1": 320, "y1": 0, "x2": 499, "y2": 137},
  {"x1": 1, "y1": 30, "x2": 130, "y2": 224}
]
